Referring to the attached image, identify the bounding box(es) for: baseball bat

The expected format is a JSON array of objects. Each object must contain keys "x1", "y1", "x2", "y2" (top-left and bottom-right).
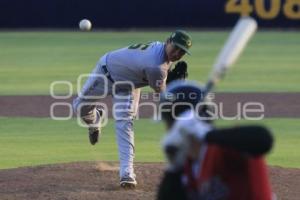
[{"x1": 203, "y1": 17, "x2": 257, "y2": 96}]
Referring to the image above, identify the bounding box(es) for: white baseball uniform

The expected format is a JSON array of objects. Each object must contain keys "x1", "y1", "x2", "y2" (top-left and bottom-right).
[{"x1": 73, "y1": 41, "x2": 172, "y2": 180}]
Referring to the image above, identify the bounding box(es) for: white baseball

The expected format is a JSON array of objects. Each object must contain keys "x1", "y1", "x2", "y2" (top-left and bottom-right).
[{"x1": 79, "y1": 19, "x2": 92, "y2": 31}]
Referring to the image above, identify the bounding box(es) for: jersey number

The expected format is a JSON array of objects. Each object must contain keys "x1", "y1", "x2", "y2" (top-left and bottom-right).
[{"x1": 128, "y1": 43, "x2": 150, "y2": 50}]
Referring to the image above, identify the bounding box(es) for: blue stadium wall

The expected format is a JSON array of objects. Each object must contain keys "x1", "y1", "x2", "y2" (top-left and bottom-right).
[{"x1": 0, "y1": 0, "x2": 299, "y2": 28}]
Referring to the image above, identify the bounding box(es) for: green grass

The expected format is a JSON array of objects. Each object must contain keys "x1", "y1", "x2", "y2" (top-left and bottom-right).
[
  {"x1": 0, "y1": 118, "x2": 165, "y2": 169},
  {"x1": 0, "y1": 31, "x2": 299, "y2": 169},
  {"x1": 0, "y1": 31, "x2": 299, "y2": 95},
  {"x1": 0, "y1": 117, "x2": 299, "y2": 169}
]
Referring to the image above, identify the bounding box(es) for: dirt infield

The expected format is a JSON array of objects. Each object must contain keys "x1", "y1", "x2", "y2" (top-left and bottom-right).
[
  {"x1": 0, "y1": 93, "x2": 300, "y2": 118},
  {"x1": 0, "y1": 162, "x2": 299, "y2": 200}
]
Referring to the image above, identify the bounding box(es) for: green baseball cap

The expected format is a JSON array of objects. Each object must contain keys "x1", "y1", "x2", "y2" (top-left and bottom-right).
[{"x1": 169, "y1": 30, "x2": 192, "y2": 55}]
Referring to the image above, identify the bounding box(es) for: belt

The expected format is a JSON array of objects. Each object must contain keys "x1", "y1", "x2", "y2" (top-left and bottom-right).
[{"x1": 102, "y1": 65, "x2": 115, "y2": 83}]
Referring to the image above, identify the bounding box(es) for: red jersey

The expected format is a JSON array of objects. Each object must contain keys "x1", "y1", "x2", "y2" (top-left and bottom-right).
[{"x1": 183, "y1": 145, "x2": 273, "y2": 200}]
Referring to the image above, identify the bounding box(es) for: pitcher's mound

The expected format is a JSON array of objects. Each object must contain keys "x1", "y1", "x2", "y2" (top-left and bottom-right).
[{"x1": 0, "y1": 162, "x2": 299, "y2": 200}]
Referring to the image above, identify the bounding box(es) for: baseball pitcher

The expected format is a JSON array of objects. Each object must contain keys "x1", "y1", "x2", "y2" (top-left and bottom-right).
[{"x1": 73, "y1": 30, "x2": 192, "y2": 188}]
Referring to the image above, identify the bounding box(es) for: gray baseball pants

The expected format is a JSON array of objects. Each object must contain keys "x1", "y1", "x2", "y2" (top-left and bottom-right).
[{"x1": 73, "y1": 54, "x2": 140, "y2": 180}]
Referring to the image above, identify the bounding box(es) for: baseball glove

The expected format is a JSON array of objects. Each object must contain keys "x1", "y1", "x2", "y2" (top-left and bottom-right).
[{"x1": 166, "y1": 61, "x2": 188, "y2": 84}]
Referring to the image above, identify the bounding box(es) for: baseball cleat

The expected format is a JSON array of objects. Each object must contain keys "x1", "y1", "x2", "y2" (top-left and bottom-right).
[
  {"x1": 120, "y1": 177, "x2": 137, "y2": 189},
  {"x1": 88, "y1": 108, "x2": 103, "y2": 145},
  {"x1": 88, "y1": 127, "x2": 99, "y2": 145}
]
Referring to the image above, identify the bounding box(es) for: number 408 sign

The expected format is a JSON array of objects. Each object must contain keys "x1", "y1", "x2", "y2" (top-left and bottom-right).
[{"x1": 225, "y1": 0, "x2": 300, "y2": 19}]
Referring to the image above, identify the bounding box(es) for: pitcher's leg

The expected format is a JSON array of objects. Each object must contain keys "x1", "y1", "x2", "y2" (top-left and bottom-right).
[
  {"x1": 73, "y1": 58, "x2": 112, "y2": 145},
  {"x1": 113, "y1": 89, "x2": 140, "y2": 186},
  {"x1": 115, "y1": 118, "x2": 135, "y2": 177}
]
